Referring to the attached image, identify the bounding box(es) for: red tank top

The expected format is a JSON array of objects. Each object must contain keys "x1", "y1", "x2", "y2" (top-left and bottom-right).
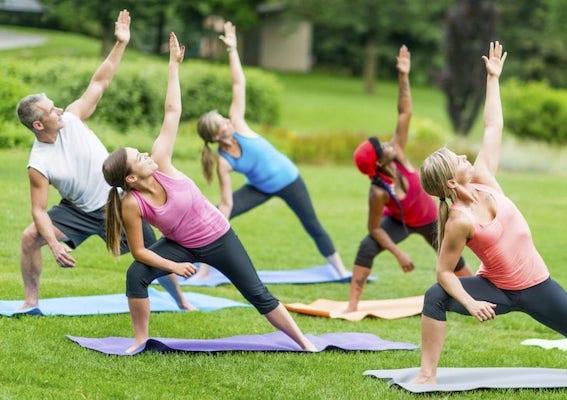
[{"x1": 380, "y1": 161, "x2": 437, "y2": 227}]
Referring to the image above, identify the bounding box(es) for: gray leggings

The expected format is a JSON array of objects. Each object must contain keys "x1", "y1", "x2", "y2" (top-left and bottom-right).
[
  {"x1": 230, "y1": 176, "x2": 335, "y2": 257},
  {"x1": 423, "y1": 276, "x2": 567, "y2": 336},
  {"x1": 126, "y1": 229, "x2": 279, "y2": 315},
  {"x1": 355, "y1": 216, "x2": 466, "y2": 271}
]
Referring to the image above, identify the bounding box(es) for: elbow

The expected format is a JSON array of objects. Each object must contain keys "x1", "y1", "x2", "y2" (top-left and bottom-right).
[{"x1": 131, "y1": 248, "x2": 146, "y2": 261}]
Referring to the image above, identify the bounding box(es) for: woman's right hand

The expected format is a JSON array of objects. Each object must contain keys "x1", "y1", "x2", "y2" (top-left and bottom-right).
[
  {"x1": 169, "y1": 32, "x2": 185, "y2": 64},
  {"x1": 219, "y1": 21, "x2": 237, "y2": 50},
  {"x1": 482, "y1": 41, "x2": 507, "y2": 78},
  {"x1": 172, "y1": 262, "x2": 196, "y2": 278},
  {"x1": 465, "y1": 299, "x2": 496, "y2": 322},
  {"x1": 396, "y1": 251, "x2": 415, "y2": 273}
]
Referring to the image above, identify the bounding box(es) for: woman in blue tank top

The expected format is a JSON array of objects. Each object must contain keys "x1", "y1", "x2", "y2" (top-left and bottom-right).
[{"x1": 195, "y1": 22, "x2": 347, "y2": 279}]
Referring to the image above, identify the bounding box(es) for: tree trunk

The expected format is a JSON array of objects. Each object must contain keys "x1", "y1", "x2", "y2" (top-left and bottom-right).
[
  {"x1": 363, "y1": 37, "x2": 377, "y2": 94},
  {"x1": 154, "y1": 9, "x2": 166, "y2": 55},
  {"x1": 100, "y1": 11, "x2": 114, "y2": 59}
]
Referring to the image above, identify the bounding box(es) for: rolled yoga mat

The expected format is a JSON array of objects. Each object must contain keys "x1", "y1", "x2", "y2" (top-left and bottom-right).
[
  {"x1": 285, "y1": 295, "x2": 424, "y2": 321},
  {"x1": 0, "y1": 287, "x2": 249, "y2": 317},
  {"x1": 67, "y1": 331, "x2": 417, "y2": 355},
  {"x1": 363, "y1": 367, "x2": 567, "y2": 393},
  {"x1": 521, "y1": 338, "x2": 567, "y2": 351},
  {"x1": 160, "y1": 264, "x2": 375, "y2": 287}
]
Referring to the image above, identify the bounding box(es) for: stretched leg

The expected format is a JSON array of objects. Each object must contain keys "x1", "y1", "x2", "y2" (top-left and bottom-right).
[
  {"x1": 517, "y1": 278, "x2": 567, "y2": 337},
  {"x1": 126, "y1": 298, "x2": 151, "y2": 353},
  {"x1": 346, "y1": 217, "x2": 410, "y2": 312},
  {"x1": 277, "y1": 177, "x2": 346, "y2": 275},
  {"x1": 229, "y1": 184, "x2": 272, "y2": 219},
  {"x1": 20, "y1": 223, "x2": 69, "y2": 308},
  {"x1": 125, "y1": 238, "x2": 196, "y2": 350},
  {"x1": 199, "y1": 229, "x2": 316, "y2": 350},
  {"x1": 417, "y1": 220, "x2": 472, "y2": 276},
  {"x1": 415, "y1": 277, "x2": 515, "y2": 383}
]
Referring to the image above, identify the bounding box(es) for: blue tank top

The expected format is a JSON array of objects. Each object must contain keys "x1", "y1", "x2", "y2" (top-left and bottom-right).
[{"x1": 219, "y1": 132, "x2": 298, "y2": 193}]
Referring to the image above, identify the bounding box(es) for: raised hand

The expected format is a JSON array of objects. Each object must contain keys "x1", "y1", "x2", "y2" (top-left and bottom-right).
[
  {"x1": 114, "y1": 9, "x2": 131, "y2": 44},
  {"x1": 396, "y1": 45, "x2": 411, "y2": 75},
  {"x1": 219, "y1": 21, "x2": 237, "y2": 50},
  {"x1": 482, "y1": 41, "x2": 507, "y2": 78},
  {"x1": 169, "y1": 32, "x2": 185, "y2": 64}
]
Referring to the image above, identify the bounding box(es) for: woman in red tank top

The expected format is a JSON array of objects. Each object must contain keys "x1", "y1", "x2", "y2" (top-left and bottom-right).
[
  {"x1": 415, "y1": 42, "x2": 567, "y2": 384},
  {"x1": 345, "y1": 46, "x2": 471, "y2": 313}
]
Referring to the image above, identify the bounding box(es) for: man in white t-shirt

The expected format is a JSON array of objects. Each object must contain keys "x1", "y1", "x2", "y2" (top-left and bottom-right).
[{"x1": 15, "y1": 10, "x2": 187, "y2": 310}]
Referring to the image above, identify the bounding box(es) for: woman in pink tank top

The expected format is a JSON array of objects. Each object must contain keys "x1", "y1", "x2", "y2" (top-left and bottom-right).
[
  {"x1": 414, "y1": 42, "x2": 567, "y2": 384},
  {"x1": 345, "y1": 45, "x2": 471, "y2": 313},
  {"x1": 101, "y1": 34, "x2": 316, "y2": 354}
]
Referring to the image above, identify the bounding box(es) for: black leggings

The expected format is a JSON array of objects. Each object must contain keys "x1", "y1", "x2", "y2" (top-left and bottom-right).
[
  {"x1": 230, "y1": 176, "x2": 335, "y2": 257},
  {"x1": 423, "y1": 276, "x2": 567, "y2": 336},
  {"x1": 355, "y1": 216, "x2": 466, "y2": 270},
  {"x1": 126, "y1": 229, "x2": 279, "y2": 315}
]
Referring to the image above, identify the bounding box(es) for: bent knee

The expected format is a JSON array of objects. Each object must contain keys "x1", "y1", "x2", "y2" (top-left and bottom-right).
[
  {"x1": 21, "y1": 224, "x2": 43, "y2": 250},
  {"x1": 422, "y1": 283, "x2": 449, "y2": 321},
  {"x1": 125, "y1": 262, "x2": 150, "y2": 298}
]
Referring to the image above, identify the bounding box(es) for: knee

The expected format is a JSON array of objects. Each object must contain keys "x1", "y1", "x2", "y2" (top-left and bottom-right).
[
  {"x1": 247, "y1": 287, "x2": 279, "y2": 315},
  {"x1": 21, "y1": 225, "x2": 41, "y2": 252},
  {"x1": 126, "y1": 262, "x2": 150, "y2": 298},
  {"x1": 422, "y1": 284, "x2": 449, "y2": 321},
  {"x1": 354, "y1": 236, "x2": 377, "y2": 268}
]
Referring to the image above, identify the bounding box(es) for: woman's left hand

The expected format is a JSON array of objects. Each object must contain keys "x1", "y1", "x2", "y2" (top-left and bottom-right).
[
  {"x1": 169, "y1": 32, "x2": 185, "y2": 64},
  {"x1": 482, "y1": 41, "x2": 507, "y2": 78}
]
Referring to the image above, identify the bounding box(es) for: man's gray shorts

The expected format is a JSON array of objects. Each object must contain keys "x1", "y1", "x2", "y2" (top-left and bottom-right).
[{"x1": 47, "y1": 199, "x2": 156, "y2": 253}]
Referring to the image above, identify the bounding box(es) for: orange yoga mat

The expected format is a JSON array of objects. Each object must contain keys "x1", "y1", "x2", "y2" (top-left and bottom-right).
[{"x1": 285, "y1": 295, "x2": 424, "y2": 321}]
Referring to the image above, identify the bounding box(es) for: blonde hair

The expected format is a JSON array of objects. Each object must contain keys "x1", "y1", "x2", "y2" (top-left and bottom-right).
[
  {"x1": 420, "y1": 147, "x2": 459, "y2": 251},
  {"x1": 102, "y1": 148, "x2": 130, "y2": 256},
  {"x1": 196, "y1": 110, "x2": 222, "y2": 184}
]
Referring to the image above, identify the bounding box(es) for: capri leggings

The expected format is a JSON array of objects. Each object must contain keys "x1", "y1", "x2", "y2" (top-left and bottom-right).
[
  {"x1": 355, "y1": 216, "x2": 466, "y2": 271},
  {"x1": 230, "y1": 176, "x2": 335, "y2": 257},
  {"x1": 423, "y1": 276, "x2": 567, "y2": 336},
  {"x1": 126, "y1": 228, "x2": 279, "y2": 315}
]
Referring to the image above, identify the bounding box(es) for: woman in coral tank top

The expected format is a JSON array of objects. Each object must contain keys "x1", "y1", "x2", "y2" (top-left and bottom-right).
[
  {"x1": 102, "y1": 33, "x2": 316, "y2": 354},
  {"x1": 415, "y1": 42, "x2": 567, "y2": 384}
]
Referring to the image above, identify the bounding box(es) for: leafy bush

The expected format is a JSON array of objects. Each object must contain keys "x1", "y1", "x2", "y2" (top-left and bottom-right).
[
  {"x1": 0, "y1": 121, "x2": 34, "y2": 149},
  {"x1": 1, "y1": 58, "x2": 282, "y2": 131},
  {"x1": 0, "y1": 74, "x2": 29, "y2": 123},
  {"x1": 503, "y1": 79, "x2": 567, "y2": 144},
  {"x1": 262, "y1": 116, "x2": 449, "y2": 165}
]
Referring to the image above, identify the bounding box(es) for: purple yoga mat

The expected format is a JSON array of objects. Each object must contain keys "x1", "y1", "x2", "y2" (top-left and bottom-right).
[{"x1": 67, "y1": 331, "x2": 417, "y2": 356}]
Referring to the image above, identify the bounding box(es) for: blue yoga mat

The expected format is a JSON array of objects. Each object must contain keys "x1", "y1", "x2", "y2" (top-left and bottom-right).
[
  {"x1": 159, "y1": 264, "x2": 375, "y2": 287},
  {"x1": 0, "y1": 288, "x2": 249, "y2": 317}
]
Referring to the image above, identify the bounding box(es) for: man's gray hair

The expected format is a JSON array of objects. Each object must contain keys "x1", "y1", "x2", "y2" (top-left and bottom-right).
[{"x1": 16, "y1": 93, "x2": 47, "y2": 133}]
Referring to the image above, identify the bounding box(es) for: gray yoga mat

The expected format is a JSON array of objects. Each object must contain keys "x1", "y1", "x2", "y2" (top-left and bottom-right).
[{"x1": 364, "y1": 367, "x2": 567, "y2": 393}]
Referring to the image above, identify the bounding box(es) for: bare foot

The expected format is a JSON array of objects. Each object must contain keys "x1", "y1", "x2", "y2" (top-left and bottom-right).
[
  {"x1": 125, "y1": 338, "x2": 148, "y2": 354},
  {"x1": 343, "y1": 304, "x2": 357, "y2": 314},
  {"x1": 190, "y1": 263, "x2": 211, "y2": 280},
  {"x1": 411, "y1": 373, "x2": 436, "y2": 384},
  {"x1": 302, "y1": 340, "x2": 319, "y2": 352},
  {"x1": 179, "y1": 301, "x2": 198, "y2": 311},
  {"x1": 17, "y1": 301, "x2": 38, "y2": 310}
]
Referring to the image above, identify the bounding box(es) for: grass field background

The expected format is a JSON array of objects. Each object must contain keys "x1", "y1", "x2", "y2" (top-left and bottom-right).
[{"x1": 2, "y1": 25, "x2": 567, "y2": 400}]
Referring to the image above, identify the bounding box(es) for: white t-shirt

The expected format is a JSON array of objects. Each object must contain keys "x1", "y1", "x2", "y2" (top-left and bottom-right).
[{"x1": 27, "y1": 112, "x2": 111, "y2": 212}]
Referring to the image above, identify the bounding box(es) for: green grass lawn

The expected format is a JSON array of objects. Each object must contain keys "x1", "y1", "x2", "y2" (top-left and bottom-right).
[{"x1": 1, "y1": 149, "x2": 567, "y2": 399}]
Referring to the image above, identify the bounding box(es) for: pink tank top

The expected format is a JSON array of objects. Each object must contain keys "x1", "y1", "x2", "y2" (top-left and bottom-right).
[
  {"x1": 382, "y1": 161, "x2": 438, "y2": 227},
  {"x1": 452, "y1": 183, "x2": 549, "y2": 290},
  {"x1": 131, "y1": 170, "x2": 230, "y2": 248}
]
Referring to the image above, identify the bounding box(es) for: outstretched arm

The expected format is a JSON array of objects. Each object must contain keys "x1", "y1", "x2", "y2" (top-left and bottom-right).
[
  {"x1": 151, "y1": 32, "x2": 185, "y2": 174},
  {"x1": 220, "y1": 21, "x2": 248, "y2": 132},
  {"x1": 391, "y1": 45, "x2": 412, "y2": 152},
  {"x1": 66, "y1": 10, "x2": 131, "y2": 121},
  {"x1": 473, "y1": 41, "x2": 507, "y2": 186}
]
